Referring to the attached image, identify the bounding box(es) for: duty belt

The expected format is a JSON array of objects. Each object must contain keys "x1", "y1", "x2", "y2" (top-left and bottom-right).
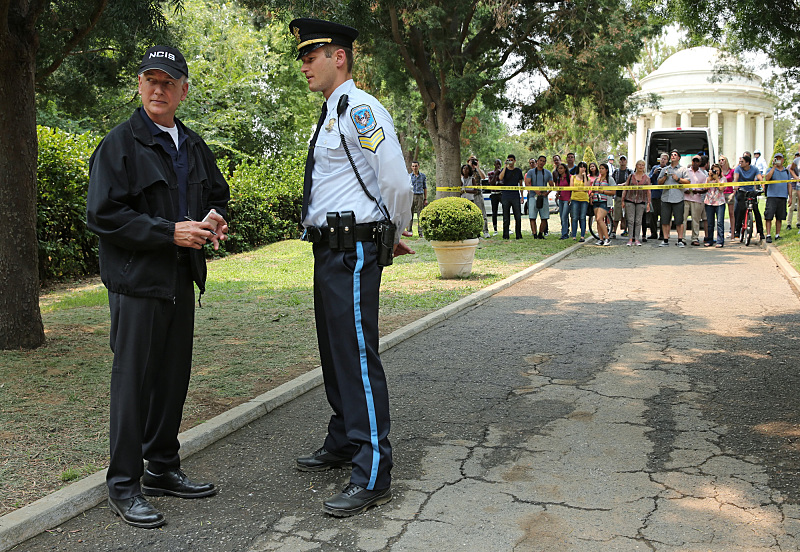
[{"x1": 302, "y1": 222, "x2": 378, "y2": 244}]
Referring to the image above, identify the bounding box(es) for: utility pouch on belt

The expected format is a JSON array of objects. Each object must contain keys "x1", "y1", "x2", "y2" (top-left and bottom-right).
[
  {"x1": 326, "y1": 211, "x2": 356, "y2": 251},
  {"x1": 375, "y1": 220, "x2": 396, "y2": 267}
]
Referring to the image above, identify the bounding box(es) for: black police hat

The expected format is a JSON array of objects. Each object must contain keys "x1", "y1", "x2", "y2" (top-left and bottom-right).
[
  {"x1": 289, "y1": 18, "x2": 359, "y2": 60},
  {"x1": 138, "y1": 46, "x2": 188, "y2": 79}
]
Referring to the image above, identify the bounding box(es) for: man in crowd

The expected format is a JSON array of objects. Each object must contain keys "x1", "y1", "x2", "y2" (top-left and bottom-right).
[
  {"x1": 790, "y1": 153, "x2": 800, "y2": 230},
  {"x1": 753, "y1": 149, "x2": 768, "y2": 175},
  {"x1": 408, "y1": 161, "x2": 427, "y2": 237},
  {"x1": 87, "y1": 45, "x2": 229, "y2": 529},
  {"x1": 607, "y1": 154, "x2": 616, "y2": 174},
  {"x1": 684, "y1": 155, "x2": 708, "y2": 246},
  {"x1": 658, "y1": 149, "x2": 689, "y2": 247},
  {"x1": 525, "y1": 154, "x2": 553, "y2": 239},
  {"x1": 468, "y1": 155, "x2": 490, "y2": 238},
  {"x1": 647, "y1": 152, "x2": 668, "y2": 241},
  {"x1": 763, "y1": 152, "x2": 792, "y2": 242},
  {"x1": 497, "y1": 154, "x2": 525, "y2": 239},
  {"x1": 733, "y1": 153, "x2": 764, "y2": 241},
  {"x1": 565, "y1": 151, "x2": 577, "y2": 175},
  {"x1": 291, "y1": 17, "x2": 413, "y2": 517},
  {"x1": 552, "y1": 154, "x2": 562, "y2": 173},
  {"x1": 610, "y1": 155, "x2": 631, "y2": 239}
]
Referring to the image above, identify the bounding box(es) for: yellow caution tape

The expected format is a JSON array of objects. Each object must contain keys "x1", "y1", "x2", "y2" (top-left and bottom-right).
[{"x1": 436, "y1": 179, "x2": 800, "y2": 193}]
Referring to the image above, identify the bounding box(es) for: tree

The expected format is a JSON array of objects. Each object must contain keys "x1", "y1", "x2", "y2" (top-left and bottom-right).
[
  {"x1": 244, "y1": 0, "x2": 655, "y2": 200},
  {"x1": 0, "y1": 0, "x2": 178, "y2": 349},
  {"x1": 583, "y1": 146, "x2": 597, "y2": 165}
]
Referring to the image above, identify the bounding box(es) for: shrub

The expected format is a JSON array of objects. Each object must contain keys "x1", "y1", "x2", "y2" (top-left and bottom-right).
[
  {"x1": 224, "y1": 156, "x2": 304, "y2": 253},
  {"x1": 582, "y1": 146, "x2": 597, "y2": 165},
  {"x1": 37, "y1": 126, "x2": 100, "y2": 282},
  {"x1": 419, "y1": 197, "x2": 483, "y2": 241}
]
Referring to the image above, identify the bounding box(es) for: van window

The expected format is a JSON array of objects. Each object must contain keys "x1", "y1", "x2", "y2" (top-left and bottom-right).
[{"x1": 646, "y1": 130, "x2": 711, "y2": 170}]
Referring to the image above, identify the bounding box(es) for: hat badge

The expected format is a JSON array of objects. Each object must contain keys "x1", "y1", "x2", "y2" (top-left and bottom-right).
[{"x1": 292, "y1": 26, "x2": 301, "y2": 43}]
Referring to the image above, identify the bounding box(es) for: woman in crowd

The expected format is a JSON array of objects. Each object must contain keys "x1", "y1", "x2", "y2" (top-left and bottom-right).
[
  {"x1": 704, "y1": 163, "x2": 727, "y2": 247},
  {"x1": 621, "y1": 160, "x2": 651, "y2": 246},
  {"x1": 487, "y1": 159, "x2": 503, "y2": 235},
  {"x1": 555, "y1": 162, "x2": 571, "y2": 239},
  {"x1": 719, "y1": 155, "x2": 735, "y2": 238},
  {"x1": 569, "y1": 161, "x2": 591, "y2": 242},
  {"x1": 591, "y1": 163, "x2": 613, "y2": 245},
  {"x1": 588, "y1": 162, "x2": 599, "y2": 180}
]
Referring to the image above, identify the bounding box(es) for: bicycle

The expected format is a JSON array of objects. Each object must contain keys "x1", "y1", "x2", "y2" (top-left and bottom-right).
[{"x1": 739, "y1": 189, "x2": 762, "y2": 246}]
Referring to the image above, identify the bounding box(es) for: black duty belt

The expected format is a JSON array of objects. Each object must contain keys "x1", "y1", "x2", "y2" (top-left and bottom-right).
[{"x1": 303, "y1": 222, "x2": 378, "y2": 244}]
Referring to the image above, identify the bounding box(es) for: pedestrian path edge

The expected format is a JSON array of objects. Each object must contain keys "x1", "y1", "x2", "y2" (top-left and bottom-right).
[{"x1": 0, "y1": 240, "x2": 585, "y2": 552}]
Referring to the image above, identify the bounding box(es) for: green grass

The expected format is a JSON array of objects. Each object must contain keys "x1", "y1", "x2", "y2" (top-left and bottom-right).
[{"x1": 0, "y1": 227, "x2": 572, "y2": 515}]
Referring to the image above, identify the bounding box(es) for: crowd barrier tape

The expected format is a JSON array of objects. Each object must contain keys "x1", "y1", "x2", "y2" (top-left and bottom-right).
[{"x1": 436, "y1": 178, "x2": 800, "y2": 193}]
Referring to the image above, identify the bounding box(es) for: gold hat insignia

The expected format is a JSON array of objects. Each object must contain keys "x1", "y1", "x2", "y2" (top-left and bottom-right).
[{"x1": 292, "y1": 27, "x2": 301, "y2": 43}]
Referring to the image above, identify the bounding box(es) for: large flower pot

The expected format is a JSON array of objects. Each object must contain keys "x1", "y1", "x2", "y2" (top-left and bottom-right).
[{"x1": 430, "y1": 238, "x2": 480, "y2": 278}]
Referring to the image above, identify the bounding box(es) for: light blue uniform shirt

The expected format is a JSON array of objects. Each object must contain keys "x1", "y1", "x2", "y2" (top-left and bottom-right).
[{"x1": 304, "y1": 79, "x2": 412, "y2": 235}]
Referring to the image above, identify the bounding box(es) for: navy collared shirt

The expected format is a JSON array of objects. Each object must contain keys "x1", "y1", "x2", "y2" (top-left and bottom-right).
[{"x1": 139, "y1": 108, "x2": 189, "y2": 220}]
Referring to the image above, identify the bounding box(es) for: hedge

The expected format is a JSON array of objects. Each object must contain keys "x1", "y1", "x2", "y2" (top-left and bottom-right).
[{"x1": 36, "y1": 125, "x2": 303, "y2": 281}]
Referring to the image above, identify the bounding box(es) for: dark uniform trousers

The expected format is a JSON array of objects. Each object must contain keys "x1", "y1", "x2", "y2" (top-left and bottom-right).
[
  {"x1": 107, "y1": 263, "x2": 195, "y2": 500},
  {"x1": 313, "y1": 240, "x2": 393, "y2": 491}
]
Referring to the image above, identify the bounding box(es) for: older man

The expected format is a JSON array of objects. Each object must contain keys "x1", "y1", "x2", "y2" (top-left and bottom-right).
[
  {"x1": 87, "y1": 45, "x2": 229, "y2": 528},
  {"x1": 683, "y1": 155, "x2": 708, "y2": 246}
]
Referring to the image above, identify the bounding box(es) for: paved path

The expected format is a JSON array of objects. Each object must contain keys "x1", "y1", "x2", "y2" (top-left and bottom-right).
[{"x1": 20, "y1": 239, "x2": 800, "y2": 551}]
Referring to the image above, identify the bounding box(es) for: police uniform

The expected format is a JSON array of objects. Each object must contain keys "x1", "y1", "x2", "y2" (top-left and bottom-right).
[{"x1": 291, "y1": 18, "x2": 412, "y2": 515}]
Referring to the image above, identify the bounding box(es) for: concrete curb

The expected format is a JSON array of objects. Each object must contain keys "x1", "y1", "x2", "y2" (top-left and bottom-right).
[
  {"x1": 0, "y1": 240, "x2": 585, "y2": 552},
  {"x1": 762, "y1": 240, "x2": 800, "y2": 297}
]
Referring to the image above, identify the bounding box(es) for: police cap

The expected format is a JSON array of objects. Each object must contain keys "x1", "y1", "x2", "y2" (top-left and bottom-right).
[{"x1": 289, "y1": 18, "x2": 359, "y2": 60}]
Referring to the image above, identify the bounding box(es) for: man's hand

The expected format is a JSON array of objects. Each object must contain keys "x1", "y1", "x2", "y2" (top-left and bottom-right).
[
  {"x1": 393, "y1": 240, "x2": 415, "y2": 257},
  {"x1": 174, "y1": 212, "x2": 229, "y2": 251}
]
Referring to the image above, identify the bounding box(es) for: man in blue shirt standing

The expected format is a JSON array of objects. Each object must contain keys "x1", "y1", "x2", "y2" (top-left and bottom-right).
[
  {"x1": 763, "y1": 152, "x2": 792, "y2": 242},
  {"x1": 408, "y1": 161, "x2": 427, "y2": 237},
  {"x1": 525, "y1": 155, "x2": 553, "y2": 239}
]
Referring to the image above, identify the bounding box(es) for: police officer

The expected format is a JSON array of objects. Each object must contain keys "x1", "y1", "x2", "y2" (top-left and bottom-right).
[
  {"x1": 289, "y1": 17, "x2": 413, "y2": 517},
  {"x1": 87, "y1": 46, "x2": 229, "y2": 528}
]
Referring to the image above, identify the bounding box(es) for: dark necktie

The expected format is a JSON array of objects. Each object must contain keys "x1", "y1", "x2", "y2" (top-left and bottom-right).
[{"x1": 302, "y1": 101, "x2": 328, "y2": 222}]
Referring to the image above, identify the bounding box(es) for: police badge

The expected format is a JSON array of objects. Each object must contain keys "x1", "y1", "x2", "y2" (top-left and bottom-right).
[{"x1": 350, "y1": 105, "x2": 377, "y2": 135}]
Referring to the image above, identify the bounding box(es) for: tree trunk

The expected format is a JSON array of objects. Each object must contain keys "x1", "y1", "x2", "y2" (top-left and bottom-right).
[
  {"x1": 425, "y1": 100, "x2": 462, "y2": 200},
  {"x1": 0, "y1": 27, "x2": 46, "y2": 349}
]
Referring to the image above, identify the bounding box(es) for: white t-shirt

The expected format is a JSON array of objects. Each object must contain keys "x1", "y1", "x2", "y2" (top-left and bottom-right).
[{"x1": 155, "y1": 122, "x2": 180, "y2": 149}]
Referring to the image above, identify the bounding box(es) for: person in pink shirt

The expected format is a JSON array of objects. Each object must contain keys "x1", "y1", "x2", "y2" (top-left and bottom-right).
[
  {"x1": 683, "y1": 155, "x2": 708, "y2": 245},
  {"x1": 718, "y1": 155, "x2": 735, "y2": 238},
  {"x1": 704, "y1": 163, "x2": 727, "y2": 247}
]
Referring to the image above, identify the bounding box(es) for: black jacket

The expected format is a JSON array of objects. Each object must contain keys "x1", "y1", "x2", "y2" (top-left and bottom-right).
[{"x1": 87, "y1": 108, "x2": 230, "y2": 300}]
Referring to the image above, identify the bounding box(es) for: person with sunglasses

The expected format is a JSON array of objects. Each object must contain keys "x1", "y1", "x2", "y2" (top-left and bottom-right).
[
  {"x1": 704, "y1": 164, "x2": 727, "y2": 247},
  {"x1": 763, "y1": 153, "x2": 792, "y2": 242}
]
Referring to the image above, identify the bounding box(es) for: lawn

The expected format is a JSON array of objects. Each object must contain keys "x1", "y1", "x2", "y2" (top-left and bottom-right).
[{"x1": 0, "y1": 228, "x2": 573, "y2": 515}]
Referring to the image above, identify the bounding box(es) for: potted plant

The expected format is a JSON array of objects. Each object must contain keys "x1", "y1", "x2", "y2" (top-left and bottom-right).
[{"x1": 419, "y1": 197, "x2": 484, "y2": 278}]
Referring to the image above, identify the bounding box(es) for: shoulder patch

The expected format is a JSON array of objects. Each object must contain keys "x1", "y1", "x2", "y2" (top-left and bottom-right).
[
  {"x1": 350, "y1": 104, "x2": 377, "y2": 135},
  {"x1": 358, "y1": 127, "x2": 385, "y2": 152}
]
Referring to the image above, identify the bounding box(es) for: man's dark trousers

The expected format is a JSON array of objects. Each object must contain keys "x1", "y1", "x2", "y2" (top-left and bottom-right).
[
  {"x1": 107, "y1": 263, "x2": 195, "y2": 500},
  {"x1": 313, "y1": 240, "x2": 392, "y2": 491},
  {"x1": 501, "y1": 194, "x2": 523, "y2": 239}
]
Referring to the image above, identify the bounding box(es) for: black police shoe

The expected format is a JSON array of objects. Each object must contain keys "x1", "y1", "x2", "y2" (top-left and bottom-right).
[
  {"x1": 141, "y1": 468, "x2": 217, "y2": 498},
  {"x1": 108, "y1": 495, "x2": 166, "y2": 529},
  {"x1": 296, "y1": 447, "x2": 352, "y2": 472},
  {"x1": 322, "y1": 482, "x2": 392, "y2": 517}
]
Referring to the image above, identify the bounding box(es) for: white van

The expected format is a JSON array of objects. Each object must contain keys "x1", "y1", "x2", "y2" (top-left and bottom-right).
[{"x1": 643, "y1": 127, "x2": 716, "y2": 171}]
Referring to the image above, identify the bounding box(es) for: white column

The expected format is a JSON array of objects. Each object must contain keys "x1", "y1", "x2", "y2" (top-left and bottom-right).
[
  {"x1": 679, "y1": 109, "x2": 692, "y2": 128},
  {"x1": 722, "y1": 111, "x2": 736, "y2": 157},
  {"x1": 708, "y1": 109, "x2": 721, "y2": 160},
  {"x1": 636, "y1": 116, "x2": 647, "y2": 163},
  {"x1": 653, "y1": 111, "x2": 664, "y2": 129},
  {"x1": 765, "y1": 116, "x2": 774, "y2": 157},
  {"x1": 755, "y1": 113, "x2": 765, "y2": 156},
  {"x1": 627, "y1": 118, "x2": 636, "y2": 162},
  {"x1": 736, "y1": 110, "x2": 748, "y2": 159}
]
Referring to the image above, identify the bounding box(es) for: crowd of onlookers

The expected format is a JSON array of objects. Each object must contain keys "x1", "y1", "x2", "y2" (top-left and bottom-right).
[{"x1": 406, "y1": 149, "x2": 800, "y2": 247}]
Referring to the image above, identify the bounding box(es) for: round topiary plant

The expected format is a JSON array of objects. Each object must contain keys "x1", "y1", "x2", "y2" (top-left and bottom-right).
[{"x1": 419, "y1": 197, "x2": 484, "y2": 241}]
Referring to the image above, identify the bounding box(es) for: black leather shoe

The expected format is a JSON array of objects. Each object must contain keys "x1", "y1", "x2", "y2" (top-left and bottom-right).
[
  {"x1": 323, "y1": 482, "x2": 392, "y2": 517},
  {"x1": 141, "y1": 468, "x2": 217, "y2": 498},
  {"x1": 108, "y1": 495, "x2": 165, "y2": 529},
  {"x1": 296, "y1": 447, "x2": 352, "y2": 472}
]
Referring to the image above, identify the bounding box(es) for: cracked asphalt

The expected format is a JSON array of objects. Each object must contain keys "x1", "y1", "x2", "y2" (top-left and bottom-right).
[{"x1": 19, "y1": 239, "x2": 800, "y2": 551}]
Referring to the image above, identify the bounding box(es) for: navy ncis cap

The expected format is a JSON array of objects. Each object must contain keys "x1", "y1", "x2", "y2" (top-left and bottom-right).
[
  {"x1": 289, "y1": 18, "x2": 358, "y2": 60},
  {"x1": 138, "y1": 46, "x2": 188, "y2": 79}
]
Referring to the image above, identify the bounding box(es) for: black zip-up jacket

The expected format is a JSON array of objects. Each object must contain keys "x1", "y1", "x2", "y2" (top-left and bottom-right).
[{"x1": 87, "y1": 108, "x2": 230, "y2": 300}]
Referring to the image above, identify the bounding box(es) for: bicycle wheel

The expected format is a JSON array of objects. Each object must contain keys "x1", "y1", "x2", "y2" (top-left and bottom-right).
[
  {"x1": 745, "y1": 211, "x2": 753, "y2": 245},
  {"x1": 739, "y1": 213, "x2": 747, "y2": 243},
  {"x1": 588, "y1": 213, "x2": 599, "y2": 239}
]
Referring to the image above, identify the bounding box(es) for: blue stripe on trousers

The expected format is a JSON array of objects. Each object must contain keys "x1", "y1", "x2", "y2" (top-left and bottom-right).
[{"x1": 352, "y1": 242, "x2": 380, "y2": 490}]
